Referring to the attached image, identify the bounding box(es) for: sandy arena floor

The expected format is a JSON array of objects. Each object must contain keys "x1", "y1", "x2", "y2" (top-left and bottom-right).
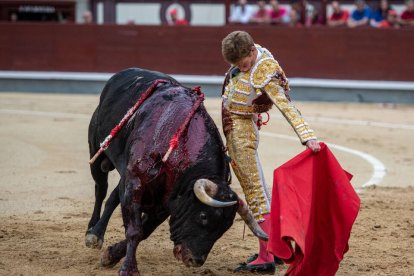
[{"x1": 0, "y1": 92, "x2": 413, "y2": 276}]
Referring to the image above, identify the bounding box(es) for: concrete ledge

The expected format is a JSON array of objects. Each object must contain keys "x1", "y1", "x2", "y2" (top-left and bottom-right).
[{"x1": 1, "y1": 71, "x2": 414, "y2": 103}]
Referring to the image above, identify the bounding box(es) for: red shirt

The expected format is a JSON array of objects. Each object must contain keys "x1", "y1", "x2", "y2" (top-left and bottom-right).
[
  {"x1": 329, "y1": 10, "x2": 349, "y2": 21},
  {"x1": 401, "y1": 10, "x2": 414, "y2": 20},
  {"x1": 253, "y1": 9, "x2": 268, "y2": 20},
  {"x1": 172, "y1": 19, "x2": 188, "y2": 26},
  {"x1": 268, "y1": 8, "x2": 287, "y2": 20}
]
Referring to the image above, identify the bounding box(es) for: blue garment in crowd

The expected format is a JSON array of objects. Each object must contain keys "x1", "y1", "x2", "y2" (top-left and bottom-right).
[
  {"x1": 351, "y1": 6, "x2": 372, "y2": 21},
  {"x1": 371, "y1": 8, "x2": 390, "y2": 23}
]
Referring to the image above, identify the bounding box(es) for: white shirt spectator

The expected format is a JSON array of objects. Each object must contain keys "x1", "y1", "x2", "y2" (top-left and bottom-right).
[{"x1": 229, "y1": 2, "x2": 255, "y2": 24}]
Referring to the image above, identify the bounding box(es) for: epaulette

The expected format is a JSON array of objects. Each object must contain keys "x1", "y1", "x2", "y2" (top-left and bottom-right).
[{"x1": 249, "y1": 57, "x2": 279, "y2": 89}]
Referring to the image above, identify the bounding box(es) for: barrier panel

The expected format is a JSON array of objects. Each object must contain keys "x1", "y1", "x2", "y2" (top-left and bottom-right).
[{"x1": 0, "y1": 23, "x2": 413, "y2": 81}]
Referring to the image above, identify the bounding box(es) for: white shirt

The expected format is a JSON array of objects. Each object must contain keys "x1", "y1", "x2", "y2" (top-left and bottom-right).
[{"x1": 229, "y1": 4, "x2": 255, "y2": 24}]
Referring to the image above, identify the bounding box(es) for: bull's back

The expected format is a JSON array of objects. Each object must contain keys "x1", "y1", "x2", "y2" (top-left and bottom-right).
[
  {"x1": 88, "y1": 69, "x2": 173, "y2": 161},
  {"x1": 99, "y1": 68, "x2": 175, "y2": 118},
  {"x1": 92, "y1": 68, "x2": 175, "y2": 134}
]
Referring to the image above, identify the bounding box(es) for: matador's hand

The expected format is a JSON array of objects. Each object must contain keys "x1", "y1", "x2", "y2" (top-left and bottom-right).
[{"x1": 306, "y1": 139, "x2": 321, "y2": 153}]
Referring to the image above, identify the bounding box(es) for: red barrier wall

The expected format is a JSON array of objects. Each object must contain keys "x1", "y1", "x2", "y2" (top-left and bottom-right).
[{"x1": 0, "y1": 23, "x2": 413, "y2": 81}]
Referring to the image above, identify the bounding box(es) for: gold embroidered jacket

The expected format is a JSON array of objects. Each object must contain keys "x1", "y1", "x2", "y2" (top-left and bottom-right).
[{"x1": 222, "y1": 46, "x2": 317, "y2": 144}]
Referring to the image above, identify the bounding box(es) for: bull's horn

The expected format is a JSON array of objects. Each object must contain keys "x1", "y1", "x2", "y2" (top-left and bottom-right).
[
  {"x1": 193, "y1": 179, "x2": 237, "y2": 208},
  {"x1": 237, "y1": 199, "x2": 269, "y2": 241}
]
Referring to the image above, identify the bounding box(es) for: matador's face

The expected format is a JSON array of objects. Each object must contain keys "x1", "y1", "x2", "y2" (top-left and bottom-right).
[{"x1": 235, "y1": 47, "x2": 257, "y2": 73}]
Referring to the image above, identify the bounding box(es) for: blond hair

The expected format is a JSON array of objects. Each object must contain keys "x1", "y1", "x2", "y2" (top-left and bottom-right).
[{"x1": 221, "y1": 31, "x2": 254, "y2": 64}]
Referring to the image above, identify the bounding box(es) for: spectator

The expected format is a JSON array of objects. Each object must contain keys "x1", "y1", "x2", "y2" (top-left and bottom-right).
[
  {"x1": 287, "y1": 2, "x2": 302, "y2": 27},
  {"x1": 347, "y1": 0, "x2": 371, "y2": 27},
  {"x1": 82, "y1": 10, "x2": 93, "y2": 24},
  {"x1": 250, "y1": 0, "x2": 271, "y2": 24},
  {"x1": 291, "y1": 0, "x2": 318, "y2": 26},
  {"x1": 10, "y1": 12, "x2": 18, "y2": 22},
  {"x1": 327, "y1": 0, "x2": 349, "y2": 27},
  {"x1": 169, "y1": 8, "x2": 188, "y2": 25},
  {"x1": 126, "y1": 19, "x2": 135, "y2": 25},
  {"x1": 229, "y1": 0, "x2": 255, "y2": 24},
  {"x1": 268, "y1": 0, "x2": 288, "y2": 24},
  {"x1": 400, "y1": 0, "x2": 414, "y2": 27},
  {"x1": 386, "y1": 9, "x2": 400, "y2": 28},
  {"x1": 370, "y1": 0, "x2": 395, "y2": 27},
  {"x1": 301, "y1": 0, "x2": 319, "y2": 26}
]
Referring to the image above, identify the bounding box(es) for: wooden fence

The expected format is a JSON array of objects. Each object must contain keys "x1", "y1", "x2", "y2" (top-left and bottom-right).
[{"x1": 1, "y1": 23, "x2": 413, "y2": 81}]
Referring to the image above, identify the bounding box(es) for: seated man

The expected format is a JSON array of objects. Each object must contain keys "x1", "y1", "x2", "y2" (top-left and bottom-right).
[
  {"x1": 229, "y1": 0, "x2": 255, "y2": 24},
  {"x1": 328, "y1": 0, "x2": 350, "y2": 27},
  {"x1": 82, "y1": 10, "x2": 93, "y2": 24},
  {"x1": 169, "y1": 8, "x2": 188, "y2": 25},
  {"x1": 268, "y1": 0, "x2": 288, "y2": 25},
  {"x1": 370, "y1": 0, "x2": 395, "y2": 27},
  {"x1": 287, "y1": 1, "x2": 302, "y2": 27},
  {"x1": 347, "y1": 0, "x2": 372, "y2": 27},
  {"x1": 400, "y1": 0, "x2": 414, "y2": 27},
  {"x1": 250, "y1": 0, "x2": 271, "y2": 24},
  {"x1": 385, "y1": 9, "x2": 400, "y2": 28}
]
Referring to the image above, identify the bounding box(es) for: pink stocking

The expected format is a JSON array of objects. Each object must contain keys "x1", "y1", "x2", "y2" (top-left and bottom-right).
[{"x1": 249, "y1": 213, "x2": 274, "y2": 265}]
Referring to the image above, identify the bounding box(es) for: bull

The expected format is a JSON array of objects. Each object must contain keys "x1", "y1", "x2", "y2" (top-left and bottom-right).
[{"x1": 85, "y1": 68, "x2": 267, "y2": 275}]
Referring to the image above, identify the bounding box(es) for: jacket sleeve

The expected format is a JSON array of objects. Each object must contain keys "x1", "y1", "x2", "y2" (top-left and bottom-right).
[
  {"x1": 262, "y1": 79, "x2": 317, "y2": 144},
  {"x1": 250, "y1": 57, "x2": 317, "y2": 144}
]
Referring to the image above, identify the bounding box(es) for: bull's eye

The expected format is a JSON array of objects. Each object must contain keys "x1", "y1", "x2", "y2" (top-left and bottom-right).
[{"x1": 199, "y1": 212, "x2": 208, "y2": 225}]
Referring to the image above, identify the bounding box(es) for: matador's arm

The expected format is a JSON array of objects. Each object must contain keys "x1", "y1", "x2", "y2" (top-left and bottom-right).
[
  {"x1": 250, "y1": 58, "x2": 317, "y2": 144},
  {"x1": 263, "y1": 80, "x2": 316, "y2": 144}
]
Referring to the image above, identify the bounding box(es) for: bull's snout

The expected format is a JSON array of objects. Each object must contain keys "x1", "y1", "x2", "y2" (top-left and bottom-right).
[
  {"x1": 183, "y1": 255, "x2": 205, "y2": 267},
  {"x1": 173, "y1": 244, "x2": 205, "y2": 267}
]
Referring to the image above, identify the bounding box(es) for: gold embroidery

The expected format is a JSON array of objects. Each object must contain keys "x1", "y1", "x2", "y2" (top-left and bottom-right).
[
  {"x1": 231, "y1": 92, "x2": 249, "y2": 104},
  {"x1": 227, "y1": 103, "x2": 272, "y2": 114},
  {"x1": 223, "y1": 86, "x2": 229, "y2": 98},
  {"x1": 234, "y1": 81, "x2": 251, "y2": 95},
  {"x1": 222, "y1": 47, "x2": 317, "y2": 223},
  {"x1": 225, "y1": 113, "x2": 271, "y2": 221},
  {"x1": 251, "y1": 58, "x2": 278, "y2": 88},
  {"x1": 224, "y1": 53, "x2": 278, "y2": 114},
  {"x1": 264, "y1": 81, "x2": 316, "y2": 143}
]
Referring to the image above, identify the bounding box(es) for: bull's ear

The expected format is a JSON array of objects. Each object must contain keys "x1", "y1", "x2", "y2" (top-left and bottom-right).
[{"x1": 167, "y1": 192, "x2": 182, "y2": 210}]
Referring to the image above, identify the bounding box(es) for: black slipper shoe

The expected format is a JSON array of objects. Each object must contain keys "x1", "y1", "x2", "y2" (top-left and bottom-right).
[
  {"x1": 234, "y1": 262, "x2": 276, "y2": 274},
  {"x1": 246, "y1": 253, "x2": 284, "y2": 265}
]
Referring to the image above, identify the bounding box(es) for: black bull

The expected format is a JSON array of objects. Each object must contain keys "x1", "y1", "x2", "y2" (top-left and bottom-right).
[{"x1": 85, "y1": 68, "x2": 267, "y2": 275}]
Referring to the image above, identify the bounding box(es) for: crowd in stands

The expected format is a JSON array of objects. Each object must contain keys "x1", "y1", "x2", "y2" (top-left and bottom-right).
[
  {"x1": 229, "y1": 0, "x2": 414, "y2": 28},
  {"x1": 5, "y1": 0, "x2": 413, "y2": 27}
]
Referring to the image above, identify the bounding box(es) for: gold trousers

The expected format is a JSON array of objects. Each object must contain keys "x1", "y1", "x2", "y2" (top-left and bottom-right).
[{"x1": 225, "y1": 112, "x2": 271, "y2": 222}]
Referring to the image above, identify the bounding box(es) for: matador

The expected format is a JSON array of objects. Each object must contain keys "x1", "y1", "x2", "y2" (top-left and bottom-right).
[{"x1": 221, "y1": 31, "x2": 320, "y2": 274}]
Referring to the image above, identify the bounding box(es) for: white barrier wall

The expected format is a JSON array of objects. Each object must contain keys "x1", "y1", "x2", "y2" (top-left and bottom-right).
[
  {"x1": 190, "y1": 4, "x2": 225, "y2": 26},
  {"x1": 116, "y1": 3, "x2": 161, "y2": 25}
]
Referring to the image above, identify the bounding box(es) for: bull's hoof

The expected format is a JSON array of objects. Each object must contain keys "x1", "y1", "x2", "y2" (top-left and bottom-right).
[
  {"x1": 101, "y1": 247, "x2": 121, "y2": 268},
  {"x1": 119, "y1": 270, "x2": 140, "y2": 276},
  {"x1": 85, "y1": 233, "x2": 103, "y2": 249},
  {"x1": 119, "y1": 260, "x2": 140, "y2": 276}
]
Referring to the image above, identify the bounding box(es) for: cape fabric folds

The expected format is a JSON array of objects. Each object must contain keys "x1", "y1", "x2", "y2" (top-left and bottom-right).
[{"x1": 268, "y1": 143, "x2": 360, "y2": 276}]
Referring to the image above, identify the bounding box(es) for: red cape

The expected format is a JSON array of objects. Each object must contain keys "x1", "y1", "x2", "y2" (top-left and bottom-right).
[{"x1": 268, "y1": 143, "x2": 360, "y2": 276}]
